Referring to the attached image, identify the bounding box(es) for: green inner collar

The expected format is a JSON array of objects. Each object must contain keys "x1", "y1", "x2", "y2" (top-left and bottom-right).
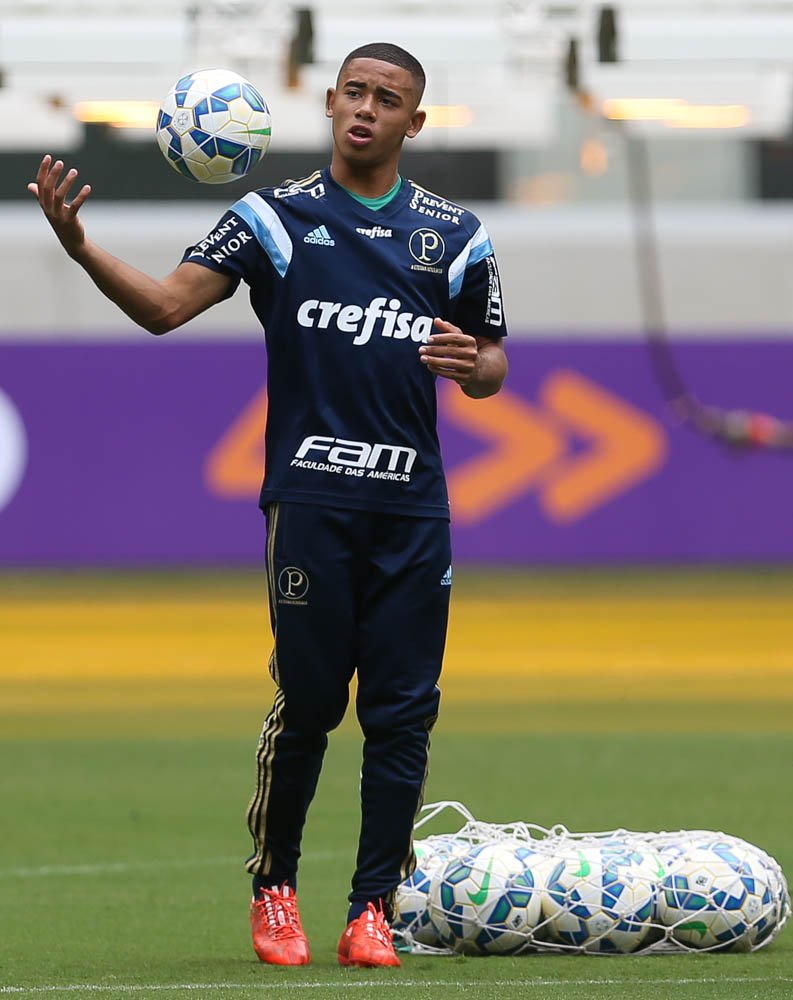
[{"x1": 341, "y1": 176, "x2": 403, "y2": 211}]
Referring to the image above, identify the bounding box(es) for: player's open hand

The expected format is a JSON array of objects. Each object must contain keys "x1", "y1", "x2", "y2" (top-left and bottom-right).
[
  {"x1": 418, "y1": 318, "x2": 479, "y2": 384},
  {"x1": 27, "y1": 154, "x2": 92, "y2": 258}
]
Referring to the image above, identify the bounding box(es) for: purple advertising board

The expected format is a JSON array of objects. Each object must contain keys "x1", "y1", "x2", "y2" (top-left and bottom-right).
[{"x1": 0, "y1": 338, "x2": 791, "y2": 564}]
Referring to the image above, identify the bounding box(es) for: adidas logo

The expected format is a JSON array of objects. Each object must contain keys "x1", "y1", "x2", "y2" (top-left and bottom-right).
[
  {"x1": 440, "y1": 565, "x2": 453, "y2": 587},
  {"x1": 304, "y1": 225, "x2": 335, "y2": 246}
]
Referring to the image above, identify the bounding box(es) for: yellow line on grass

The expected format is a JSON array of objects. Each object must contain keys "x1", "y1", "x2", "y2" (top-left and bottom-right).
[{"x1": 1, "y1": 590, "x2": 792, "y2": 715}]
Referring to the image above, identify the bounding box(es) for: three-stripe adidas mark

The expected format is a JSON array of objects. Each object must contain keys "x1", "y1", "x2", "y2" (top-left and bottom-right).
[{"x1": 304, "y1": 225, "x2": 335, "y2": 247}]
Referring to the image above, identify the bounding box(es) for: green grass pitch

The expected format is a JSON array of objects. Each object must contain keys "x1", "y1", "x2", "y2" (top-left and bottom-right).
[{"x1": 1, "y1": 568, "x2": 791, "y2": 999}]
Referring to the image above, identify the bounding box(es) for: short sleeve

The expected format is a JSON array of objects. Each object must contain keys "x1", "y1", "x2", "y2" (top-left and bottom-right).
[
  {"x1": 184, "y1": 192, "x2": 295, "y2": 309},
  {"x1": 449, "y1": 224, "x2": 507, "y2": 340}
]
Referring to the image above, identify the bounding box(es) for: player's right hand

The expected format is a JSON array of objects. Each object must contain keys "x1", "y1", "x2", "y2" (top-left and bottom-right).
[{"x1": 27, "y1": 154, "x2": 92, "y2": 258}]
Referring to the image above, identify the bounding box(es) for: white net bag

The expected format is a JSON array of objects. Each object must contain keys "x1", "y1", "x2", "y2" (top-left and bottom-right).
[{"x1": 392, "y1": 801, "x2": 791, "y2": 957}]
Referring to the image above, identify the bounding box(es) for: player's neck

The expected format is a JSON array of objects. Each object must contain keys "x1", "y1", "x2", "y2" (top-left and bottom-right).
[{"x1": 329, "y1": 157, "x2": 401, "y2": 200}]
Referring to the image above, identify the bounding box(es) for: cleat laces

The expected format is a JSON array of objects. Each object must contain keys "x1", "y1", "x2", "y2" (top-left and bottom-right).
[
  {"x1": 360, "y1": 902, "x2": 394, "y2": 948},
  {"x1": 254, "y1": 885, "x2": 303, "y2": 940}
]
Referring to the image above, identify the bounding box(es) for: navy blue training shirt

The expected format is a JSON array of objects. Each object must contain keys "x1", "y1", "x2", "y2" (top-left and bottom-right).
[{"x1": 183, "y1": 167, "x2": 507, "y2": 518}]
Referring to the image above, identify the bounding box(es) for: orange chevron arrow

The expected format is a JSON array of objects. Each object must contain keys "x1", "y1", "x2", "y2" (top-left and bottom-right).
[
  {"x1": 441, "y1": 381, "x2": 566, "y2": 525},
  {"x1": 442, "y1": 371, "x2": 667, "y2": 525},
  {"x1": 539, "y1": 370, "x2": 667, "y2": 522},
  {"x1": 204, "y1": 386, "x2": 267, "y2": 497}
]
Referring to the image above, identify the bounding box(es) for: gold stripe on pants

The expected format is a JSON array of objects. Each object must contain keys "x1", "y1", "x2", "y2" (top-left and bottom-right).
[{"x1": 245, "y1": 503, "x2": 284, "y2": 874}]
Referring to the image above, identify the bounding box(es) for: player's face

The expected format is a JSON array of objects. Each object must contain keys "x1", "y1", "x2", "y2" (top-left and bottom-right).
[{"x1": 326, "y1": 58, "x2": 426, "y2": 168}]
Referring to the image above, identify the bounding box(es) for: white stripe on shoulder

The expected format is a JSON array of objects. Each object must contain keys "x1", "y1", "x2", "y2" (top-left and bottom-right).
[
  {"x1": 231, "y1": 192, "x2": 293, "y2": 278},
  {"x1": 448, "y1": 224, "x2": 494, "y2": 299}
]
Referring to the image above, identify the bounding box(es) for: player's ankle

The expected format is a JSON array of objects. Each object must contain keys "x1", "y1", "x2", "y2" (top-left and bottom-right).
[
  {"x1": 252, "y1": 874, "x2": 296, "y2": 897},
  {"x1": 347, "y1": 898, "x2": 392, "y2": 923}
]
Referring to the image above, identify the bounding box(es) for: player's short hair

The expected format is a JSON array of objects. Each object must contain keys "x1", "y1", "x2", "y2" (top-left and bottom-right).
[{"x1": 338, "y1": 42, "x2": 426, "y2": 103}]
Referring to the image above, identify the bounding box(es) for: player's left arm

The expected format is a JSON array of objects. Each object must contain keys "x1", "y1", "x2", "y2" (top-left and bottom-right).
[{"x1": 419, "y1": 318, "x2": 507, "y2": 399}]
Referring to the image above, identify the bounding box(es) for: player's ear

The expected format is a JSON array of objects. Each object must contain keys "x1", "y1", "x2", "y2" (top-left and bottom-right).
[
  {"x1": 325, "y1": 88, "x2": 335, "y2": 118},
  {"x1": 406, "y1": 108, "x2": 426, "y2": 139}
]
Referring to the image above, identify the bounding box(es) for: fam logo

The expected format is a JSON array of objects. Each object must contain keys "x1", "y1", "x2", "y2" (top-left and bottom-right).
[
  {"x1": 291, "y1": 435, "x2": 417, "y2": 484},
  {"x1": 409, "y1": 228, "x2": 445, "y2": 274},
  {"x1": 278, "y1": 566, "x2": 310, "y2": 604}
]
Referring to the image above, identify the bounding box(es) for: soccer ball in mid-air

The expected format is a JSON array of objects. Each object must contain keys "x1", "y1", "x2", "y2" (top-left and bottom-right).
[
  {"x1": 392, "y1": 838, "x2": 466, "y2": 948},
  {"x1": 156, "y1": 68, "x2": 271, "y2": 184},
  {"x1": 542, "y1": 844, "x2": 660, "y2": 953},
  {"x1": 658, "y1": 840, "x2": 782, "y2": 951},
  {"x1": 428, "y1": 842, "x2": 545, "y2": 955}
]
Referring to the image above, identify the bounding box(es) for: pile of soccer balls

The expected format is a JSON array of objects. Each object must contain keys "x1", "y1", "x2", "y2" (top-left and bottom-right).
[{"x1": 392, "y1": 802, "x2": 790, "y2": 956}]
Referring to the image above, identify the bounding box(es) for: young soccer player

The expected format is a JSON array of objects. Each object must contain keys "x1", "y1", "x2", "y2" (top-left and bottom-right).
[{"x1": 28, "y1": 42, "x2": 508, "y2": 968}]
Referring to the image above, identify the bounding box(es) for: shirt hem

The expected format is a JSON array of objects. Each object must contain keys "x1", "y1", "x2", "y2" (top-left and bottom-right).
[{"x1": 259, "y1": 488, "x2": 450, "y2": 520}]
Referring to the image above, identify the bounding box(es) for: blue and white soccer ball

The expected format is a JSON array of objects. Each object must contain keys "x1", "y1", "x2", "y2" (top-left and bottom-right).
[
  {"x1": 658, "y1": 840, "x2": 782, "y2": 951},
  {"x1": 542, "y1": 844, "x2": 660, "y2": 953},
  {"x1": 156, "y1": 68, "x2": 271, "y2": 184},
  {"x1": 392, "y1": 838, "x2": 466, "y2": 947},
  {"x1": 427, "y1": 842, "x2": 545, "y2": 955}
]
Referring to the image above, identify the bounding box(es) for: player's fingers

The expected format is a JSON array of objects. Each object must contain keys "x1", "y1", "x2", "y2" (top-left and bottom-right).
[
  {"x1": 420, "y1": 345, "x2": 478, "y2": 367},
  {"x1": 422, "y1": 356, "x2": 473, "y2": 375},
  {"x1": 48, "y1": 159, "x2": 66, "y2": 188},
  {"x1": 429, "y1": 366, "x2": 469, "y2": 384},
  {"x1": 55, "y1": 167, "x2": 80, "y2": 205},
  {"x1": 48, "y1": 160, "x2": 67, "y2": 203},
  {"x1": 425, "y1": 346, "x2": 475, "y2": 366},
  {"x1": 34, "y1": 154, "x2": 52, "y2": 189},
  {"x1": 40, "y1": 159, "x2": 65, "y2": 212},
  {"x1": 427, "y1": 332, "x2": 475, "y2": 349},
  {"x1": 67, "y1": 184, "x2": 92, "y2": 217},
  {"x1": 429, "y1": 324, "x2": 475, "y2": 350},
  {"x1": 26, "y1": 182, "x2": 39, "y2": 198},
  {"x1": 35, "y1": 162, "x2": 55, "y2": 210},
  {"x1": 422, "y1": 350, "x2": 461, "y2": 362},
  {"x1": 51, "y1": 166, "x2": 74, "y2": 213}
]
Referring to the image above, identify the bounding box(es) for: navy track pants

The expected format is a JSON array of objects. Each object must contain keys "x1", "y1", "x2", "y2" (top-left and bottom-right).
[{"x1": 245, "y1": 502, "x2": 452, "y2": 913}]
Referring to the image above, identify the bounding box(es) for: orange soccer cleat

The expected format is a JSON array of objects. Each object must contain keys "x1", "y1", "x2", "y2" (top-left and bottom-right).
[
  {"x1": 250, "y1": 884, "x2": 311, "y2": 966},
  {"x1": 337, "y1": 902, "x2": 401, "y2": 968}
]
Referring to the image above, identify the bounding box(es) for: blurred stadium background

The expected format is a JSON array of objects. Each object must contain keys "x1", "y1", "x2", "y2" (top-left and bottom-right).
[{"x1": 1, "y1": 2, "x2": 793, "y2": 996}]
